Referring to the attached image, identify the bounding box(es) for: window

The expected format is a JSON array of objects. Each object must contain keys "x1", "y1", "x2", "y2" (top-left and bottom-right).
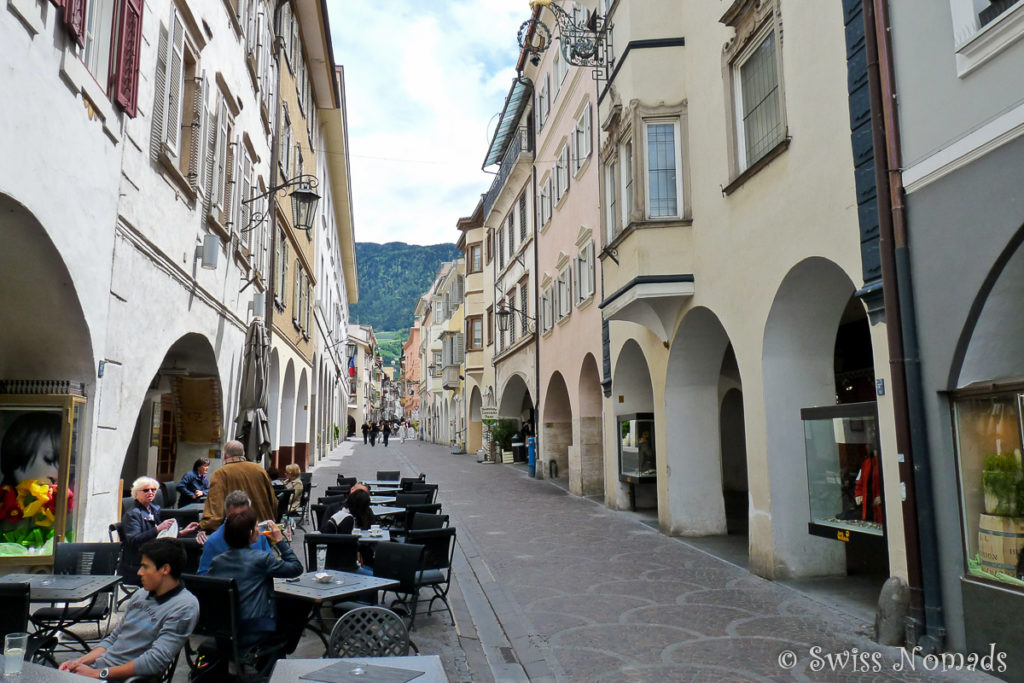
[
  {"x1": 293, "y1": 260, "x2": 301, "y2": 326},
  {"x1": 432, "y1": 351, "x2": 442, "y2": 377},
  {"x1": 735, "y1": 30, "x2": 784, "y2": 170},
  {"x1": 519, "y1": 194, "x2": 528, "y2": 241},
  {"x1": 553, "y1": 48, "x2": 562, "y2": 97},
  {"x1": 575, "y1": 241, "x2": 595, "y2": 302},
  {"x1": 498, "y1": 226, "x2": 505, "y2": 269},
  {"x1": 238, "y1": 150, "x2": 254, "y2": 249},
  {"x1": 467, "y1": 317, "x2": 483, "y2": 350},
  {"x1": 620, "y1": 138, "x2": 633, "y2": 227},
  {"x1": 276, "y1": 230, "x2": 288, "y2": 305},
  {"x1": 305, "y1": 276, "x2": 313, "y2": 335},
  {"x1": 80, "y1": 0, "x2": 145, "y2": 116},
  {"x1": 538, "y1": 176, "x2": 552, "y2": 228},
  {"x1": 572, "y1": 105, "x2": 592, "y2": 174},
  {"x1": 469, "y1": 244, "x2": 483, "y2": 273},
  {"x1": 541, "y1": 287, "x2": 554, "y2": 333},
  {"x1": 152, "y1": 5, "x2": 204, "y2": 189},
  {"x1": 537, "y1": 74, "x2": 550, "y2": 129},
  {"x1": 520, "y1": 279, "x2": 529, "y2": 336},
  {"x1": 486, "y1": 305, "x2": 493, "y2": 346},
  {"x1": 557, "y1": 268, "x2": 572, "y2": 320},
  {"x1": 507, "y1": 292, "x2": 518, "y2": 345},
  {"x1": 507, "y1": 212, "x2": 516, "y2": 259},
  {"x1": 485, "y1": 230, "x2": 493, "y2": 264},
  {"x1": 644, "y1": 119, "x2": 682, "y2": 218},
  {"x1": 555, "y1": 143, "x2": 570, "y2": 201},
  {"x1": 605, "y1": 160, "x2": 619, "y2": 240},
  {"x1": 280, "y1": 104, "x2": 293, "y2": 180}
]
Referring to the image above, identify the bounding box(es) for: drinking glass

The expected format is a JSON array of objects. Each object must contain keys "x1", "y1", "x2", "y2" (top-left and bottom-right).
[{"x1": 3, "y1": 632, "x2": 28, "y2": 676}]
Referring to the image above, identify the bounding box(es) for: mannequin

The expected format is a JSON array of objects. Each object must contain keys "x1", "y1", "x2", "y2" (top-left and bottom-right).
[{"x1": 854, "y1": 450, "x2": 883, "y2": 523}]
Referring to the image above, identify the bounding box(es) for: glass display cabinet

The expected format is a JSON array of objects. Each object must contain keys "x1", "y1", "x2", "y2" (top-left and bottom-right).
[
  {"x1": 952, "y1": 386, "x2": 1024, "y2": 588},
  {"x1": 617, "y1": 413, "x2": 656, "y2": 483},
  {"x1": 800, "y1": 402, "x2": 884, "y2": 541},
  {"x1": 0, "y1": 392, "x2": 85, "y2": 566}
]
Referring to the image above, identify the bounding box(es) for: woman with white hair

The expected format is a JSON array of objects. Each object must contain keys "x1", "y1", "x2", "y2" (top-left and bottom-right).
[{"x1": 116, "y1": 476, "x2": 198, "y2": 585}]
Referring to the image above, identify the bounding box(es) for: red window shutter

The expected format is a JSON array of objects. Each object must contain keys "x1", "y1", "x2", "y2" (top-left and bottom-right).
[
  {"x1": 112, "y1": 0, "x2": 145, "y2": 117},
  {"x1": 64, "y1": 0, "x2": 87, "y2": 48}
]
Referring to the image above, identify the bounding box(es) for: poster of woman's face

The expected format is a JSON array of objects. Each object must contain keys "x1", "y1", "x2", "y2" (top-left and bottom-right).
[{"x1": 0, "y1": 409, "x2": 62, "y2": 487}]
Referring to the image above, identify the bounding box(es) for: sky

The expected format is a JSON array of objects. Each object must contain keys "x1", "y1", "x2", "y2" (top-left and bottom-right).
[{"x1": 327, "y1": 0, "x2": 531, "y2": 246}]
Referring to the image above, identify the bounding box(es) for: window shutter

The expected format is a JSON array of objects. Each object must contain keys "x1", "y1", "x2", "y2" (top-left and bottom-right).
[
  {"x1": 584, "y1": 104, "x2": 592, "y2": 157},
  {"x1": 240, "y1": 156, "x2": 253, "y2": 248},
  {"x1": 210, "y1": 99, "x2": 228, "y2": 216},
  {"x1": 293, "y1": 263, "x2": 300, "y2": 321},
  {"x1": 281, "y1": 238, "x2": 289, "y2": 300},
  {"x1": 201, "y1": 102, "x2": 218, "y2": 217},
  {"x1": 111, "y1": 0, "x2": 145, "y2": 117},
  {"x1": 150, "y1": 24, "x2": 169, "y2": 163},
  {"x1": 226, "y1": 138, "x2": 242, "y2": 230},
  {"x1": 187, "y1": 73, "x2": 207, "y2": 191},
  {"x1": 64, "y1": 0, "x2": 87, "y2": 48},
  {"x1": 455, "y1": 332, "x2": 465, "y2": 364},
  {"x1": 164, "y1": 10, "x2": 186, "y2": 160}
]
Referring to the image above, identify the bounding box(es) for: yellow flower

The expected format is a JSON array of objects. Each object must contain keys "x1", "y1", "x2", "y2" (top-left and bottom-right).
[{"x1": 16, "y1": 479, "x2": 52, "y2": 519}]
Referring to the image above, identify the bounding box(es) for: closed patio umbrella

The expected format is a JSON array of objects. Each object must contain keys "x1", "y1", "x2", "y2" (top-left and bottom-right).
[{"x1": 235, "y1": 316, "x2": 271, "y2": 464}]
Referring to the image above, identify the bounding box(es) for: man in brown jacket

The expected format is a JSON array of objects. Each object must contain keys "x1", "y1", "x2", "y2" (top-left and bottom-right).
[{"x1": 199, "y1": 440, "x2": 276, "y2": 533}]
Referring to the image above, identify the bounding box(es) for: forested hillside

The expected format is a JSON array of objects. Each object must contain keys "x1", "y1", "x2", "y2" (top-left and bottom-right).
[{"x1": 349, "y1": 241, "x2": 459, "y2": 332}]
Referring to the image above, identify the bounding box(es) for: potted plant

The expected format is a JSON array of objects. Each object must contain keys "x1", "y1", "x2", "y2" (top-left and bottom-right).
[{"x1": 982, "y1": 451, "x2": 1024, "y2": 516}]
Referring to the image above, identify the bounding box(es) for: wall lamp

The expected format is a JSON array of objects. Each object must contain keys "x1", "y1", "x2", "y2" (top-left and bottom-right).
[
  {"x1": 195, "y1": 233, "x2": 219, "y2": 270},
  {"x1": 247, "y1": 291, "x2": 266, "y2": 318},
  {"x1": 496, "y1": 301, "x2": 536, "y2": 333},
  {"x1": 241, "y1": 174, "x2": 321, "y2": 233}
]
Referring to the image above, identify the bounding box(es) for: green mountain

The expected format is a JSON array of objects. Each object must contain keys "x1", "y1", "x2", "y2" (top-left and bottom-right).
[{"x1": 350, "y1": 241, "x2": 459, "y2": 335}]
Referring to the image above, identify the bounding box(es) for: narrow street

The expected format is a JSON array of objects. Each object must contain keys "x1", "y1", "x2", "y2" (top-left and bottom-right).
[{"x1": 310, "y1": 439, "x2": 999, "y2": 683}]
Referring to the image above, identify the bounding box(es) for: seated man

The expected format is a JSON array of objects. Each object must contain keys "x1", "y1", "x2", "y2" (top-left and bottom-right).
[
  {"x1": 196, "y1": 490, "x2": 272, "y2": 575},
  {"x1": 59, "y1": 538, "x2": 199, "y2": 681}
]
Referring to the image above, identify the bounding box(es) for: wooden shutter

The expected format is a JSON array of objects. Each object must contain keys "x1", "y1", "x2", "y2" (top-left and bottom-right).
[
  {"x1": 240, "y1": 155, "x2": 253, "y2": 248},
  {"x1": 221, "y1": 139, "x2": 237, "y2": 228},
  {"x1": 164, "y1": 10, "x2": 186, "y2": 160},
  {"x1": 584, "y1": 104, "x2": 592, "y2": 157},
  {"x1": 64, "y1": 0, "x2": 87, "y2": 48},
  {"x1": 188, "y1": 73, "x2": 208, "y2": 191},
  {"x1": 150, "y1": 24, "x2": 169, "y2": 162},
  {"x1": 111, "y1": 0, "x2": 145, "y2": 117},
  {"x1": 455, "y1": 332, "x2": 465, "y2": 364},
  {"x1": 211, "y1": 98, "x2": 228, "y2": 216},
  {"x1": 201, "y1": 102, "x2": 218, "y2": 217},
  {"x1": 293, "y1": 265, "x2": 300, "y2": 322}
]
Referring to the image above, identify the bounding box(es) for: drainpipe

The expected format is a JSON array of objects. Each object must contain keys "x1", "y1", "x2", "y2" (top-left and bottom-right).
[
  {"x1": 532, "y1": 126, "x2": 541, "y2": 476},
  {"x1": 864, "y1": 0, "x2": 944, "y2": 651}
]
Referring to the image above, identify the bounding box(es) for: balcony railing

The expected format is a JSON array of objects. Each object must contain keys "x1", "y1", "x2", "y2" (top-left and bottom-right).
[
  {"x1": 483, "y1": 127, "x2": 532, "y2": 219},
  {"x1": 442, "y1": 365, "x2": 462, "y2": 391}
]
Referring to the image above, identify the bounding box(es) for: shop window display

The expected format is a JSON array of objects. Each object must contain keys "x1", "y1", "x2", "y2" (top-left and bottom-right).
[
  {"x1": 801, "y1": 402, "x2": 884, "y2": 540},
  {"x1": 617, "y1": 413, "x2": 655, "y2": 483},
  {"x1": 0, "y1": 393, "x2": 84, "y2": 566},
  {"x1": 952, "y1": 390, "x2": 1024, "y2": 588}
]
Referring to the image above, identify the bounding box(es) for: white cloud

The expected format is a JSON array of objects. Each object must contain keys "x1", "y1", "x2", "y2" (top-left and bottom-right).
[{"x1": 328, "y1": 0, "x2": 530, "y2": 245}]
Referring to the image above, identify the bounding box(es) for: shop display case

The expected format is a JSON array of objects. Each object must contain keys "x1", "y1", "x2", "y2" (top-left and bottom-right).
[
  {"x1": 617, "y1": 413, "x2": 655, "y2": 484},
  {"x1": 952, "y1": 386, "x2": 1024, "y2": 588},
  {"x1": 0, "y1": 392, "x2": 85, "y2": 566},
  {"x1": 800, "y1": 402, "x2": 884, "y2": 540}
]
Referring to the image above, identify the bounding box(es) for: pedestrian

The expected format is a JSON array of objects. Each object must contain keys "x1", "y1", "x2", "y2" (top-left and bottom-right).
[
  {"x1": 399, "y1": 421, "x2": 405, "y2": 444},
  {"x1": 361, "y1": 422, "x2": 369, "y2": 445},
  {"x1": 382, "y1": 421, "x2": 391, "y2": 447},
  {"x1": 369, "y1": 422, "x2": 379, "y2": 447},
  {"x1": 199, "y1": 440, "x2": 277, "y2": 534}
]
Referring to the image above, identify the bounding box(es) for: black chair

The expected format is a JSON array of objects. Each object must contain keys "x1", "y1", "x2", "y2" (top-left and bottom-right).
[
  {"x1": 179, "y1": 537, "x2": 203, "y2": 575},
  {"x1": 407, "y1": 483, "x2": 438, "y2": 504},
  {"x1": 399, "y1": 477, "x2": 422, "y2": 491},
  {"x1": 406, "y1": 527, "x2": 456, "y2": 626},
  {"x1": 107, "y1": 522, "x2": 122, "y2": 543},
  {"x1": 158, "y1": 507, "x2": 201, "y2": 528},
  {"x1": 160, "y1": 480, "x2": 178, "y2": 509},
  {"x1": 275, "y1": 490, "x2": 291, "y2": 524},
  {"x1": 324, "y1": 485, "x2": 351, "y2": 497},
  {"x1": 394, "y1": 492, "x2": 432, "y2": 508},
  {"x1": 336, "y1": 476, "x2": 357, "y2": 487},
  {"x1": 372, "y1": 541, "x2": 425, "y2": 629},
  {"x1": 411, "y1": 512, "x2": 449, "y2": 531},
  {"x1": 182, "y1": 575, "x2": 285, "y2": 681},
  {"x1": 0, "y1": 582, "x2": 56, "y2": 665},
  {"x1": 318, "y1": 494, "x2": 348, "y2": 508},
  {"x1": 309, "y1": 503, "x2": 326, "y2": 531},
  {"x1": 303, "y1": 533, "x2": 360, "y2": 572},
  {"x1": 294, "y1": 483, "x2": 312, "y2": 530},
  {"x1": 31, "y1": 542, "x2": 121, "y2": 644},
  {"x1": 376, "y1": 470, "x2": 401, "y2": 481},
  {"x1": 327, "y1": 607, "x2": 411, "y2": 658}
]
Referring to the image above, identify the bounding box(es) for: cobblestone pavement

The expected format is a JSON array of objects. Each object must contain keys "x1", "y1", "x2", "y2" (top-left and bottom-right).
[{"x1": 322, "y1": 437, "x2": 1001, "y2": 683}]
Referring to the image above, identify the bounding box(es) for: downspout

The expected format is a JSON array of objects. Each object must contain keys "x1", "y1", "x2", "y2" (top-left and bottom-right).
[
  {"x1": 532, "y1": 122, "x2": 541, "y2": 471},
  {"x1": 865, "y1": 0, "x2": 945, "y2": 651}
]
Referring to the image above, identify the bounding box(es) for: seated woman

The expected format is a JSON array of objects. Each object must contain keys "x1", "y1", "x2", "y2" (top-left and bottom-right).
[
  {"x1": 323, "y1": 488, "x2": 375, "y2": 534},
  {"x1": 283, "y1": 463, "x2": 304, "y2": 515},
  {"x1": 176, "y1": 458, "x2": 210, "y2": 506},
  {"x1": 207, "y1": 508, "x2": 303, "y2": 647},
  {"x1": 118, "y1": 477, "x2": 198, "y2": 585}
]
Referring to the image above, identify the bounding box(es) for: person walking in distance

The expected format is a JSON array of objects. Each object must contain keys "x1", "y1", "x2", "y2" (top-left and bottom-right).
[
  {"x1": 382, "y1": 421, "x2": 391, "y2": 447},
  {"x1": 369, "y1": 422, "x2": 379, "y2": 447},
  {"x1": 361, "y1": 422, "x2": 369, "y2": 445}
]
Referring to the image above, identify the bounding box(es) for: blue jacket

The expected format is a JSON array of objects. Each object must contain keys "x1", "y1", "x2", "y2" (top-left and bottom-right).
[
  {"x1": 176, "y1": 471, "x2": 209, "y2": 505},
  {"x1": 197, "y1": 525, "x2": 272, "y2": 575},
  {"x1": 118, "y1": 501, "x2": 160, "y2": 582},
  {"x1": 208, "y1": 542, "x2": 303, "y2": 636}
]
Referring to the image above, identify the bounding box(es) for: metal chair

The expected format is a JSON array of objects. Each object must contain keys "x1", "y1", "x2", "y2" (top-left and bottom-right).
[
  {"x1": 372, "y1": 541, "x2": 425, "y2": 629},
  {"x1": 410, "y1": 512, "x2": 449, "y2": 531},
  {"x1": 406, "y1": 482, "x2": 438, "y2": 504},
  {"x1": 309, "y1": 503, "x2": 326, "y2": 531},
  {"x1": 394, "y1": 491, "x2": 432, "y2": 508},
  {"x1": 160, "y1": 480, "x2": 178, "y2": 509},
  {"x1": 336, "y1": 475, "x2": 357, "y2": 487},
  {"x1": 303, "y1": 533, "x2": 360, "y2": 572},
  {"x1": 326, "y1": 607, "x2": 411, "y2": 658},
  {"x1": 375, "y1": 470, "x2": 401, "y2": 482},
  {"x1": 275, "y1": 489, "x2": 291, "y2": 524},
  {"x1": 157, "y1": 507, "x2": 201, "y2": 528},
  {"x1": 0, "y1": 582, "x2": 56, "y2": 666},
  {"x1": 31, "y1": 542, "x2": 121, "y2": 643},
  {"x1": 406, "y1": 527, "x2": 457, "y2": 626}
]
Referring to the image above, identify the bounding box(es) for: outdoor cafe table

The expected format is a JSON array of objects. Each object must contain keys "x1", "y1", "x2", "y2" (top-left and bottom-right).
[
  {"x1": 370, "y1": 495, "x2": 396, "y2": 504},
  {"x1": 270, "y1": 655, "x2": 449, "y2": 682},
  {"x1": 0, "y1": 660, "x2": 84, "y2": 681},
  {"x1": 366, "y1": 486, "x2": 402, "y2": 494},
  {"x1": 274, "y1": 570, "x2": 397, "y2": 605},
  {"x1": 0, "y1": 574, "x2": 121, "y2": 653},
  {"x1": 361, "y1": 479, "x2": 401, "y2": 486},
  {"x1": 352, "y1": 528, "x2": 391, "y2": 542},
  {"x1": 371, "y1": 505, "x2": 403, "y2": 518}
]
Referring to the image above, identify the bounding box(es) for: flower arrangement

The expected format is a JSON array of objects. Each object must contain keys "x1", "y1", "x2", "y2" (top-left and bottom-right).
[
  {"x1": 0, "y1": 478, "x2": 74, "y2": 553},
  {"x1": 982, "y1": 451, "x2": 1024, "y2": 517}
]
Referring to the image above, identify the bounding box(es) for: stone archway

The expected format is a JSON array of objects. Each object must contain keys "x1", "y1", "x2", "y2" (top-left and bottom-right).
[
  {"x1": 612, "y1": 340, "x2": 656, "y2": 510},
  {"x1": 762, "y1": 257, "x2": 856, "y2": 577},
  {"x1": 467, "y1": 385, "x2": 483, "y2": 454},
  {"x1": 543, "y1": 372, "x2": 572, "y2": 481},
  {"x1": 268, "y1": 350, "x2": 281, "y2": 452},
  {"x1": 294, "y1": 368, "x2": 309, "y2": 468},
  {"x1": 577, "y1": 353, "x2": 604, "y2": 496},
  {"x1": 279, "y1": 360, "x2": 296, "y2": 468}
]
